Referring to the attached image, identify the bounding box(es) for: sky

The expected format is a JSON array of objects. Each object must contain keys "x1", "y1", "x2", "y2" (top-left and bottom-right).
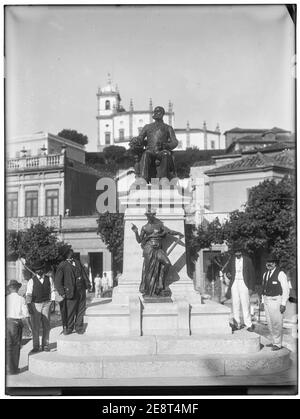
[{"x1": 5, "y1": 4, "x2": 295, "y2": 151}]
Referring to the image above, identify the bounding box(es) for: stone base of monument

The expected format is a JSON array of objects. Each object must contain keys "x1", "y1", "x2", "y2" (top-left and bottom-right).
[
  {"x1": 28, "y1": 330, "x2": 291, "y2": 379},
  {"x1": 84, "y1": 296, "x2": 231, "y2": 337}
]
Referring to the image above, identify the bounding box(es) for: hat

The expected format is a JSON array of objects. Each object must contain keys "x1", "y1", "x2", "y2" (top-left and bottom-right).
[
  {"x1": 8, "y1": 280, "x2": 22, "y2": 289},
  {"x1": 145, "y1": 209, "x2": 156, "y2": 216},
  {"x1": 31, "y1": 262, "x2": 46, "y2": 271},
  {"x1": 61, "y1": 246, "x2": 73, "y2": 259},
  {"x1": 266, "y1": 254, "x2": 278, "y2": 263},
  {"x1": 232, "y1": 245, "x2": 243, "y2": 254}
]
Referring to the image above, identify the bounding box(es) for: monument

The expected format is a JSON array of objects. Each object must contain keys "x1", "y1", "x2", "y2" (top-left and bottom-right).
[
  {"x1": 87, "y1": 104, "x2": 231, "y2": 335},
  {"x1": 27, "y1": 105, "x2": 291, "y2": 381}
]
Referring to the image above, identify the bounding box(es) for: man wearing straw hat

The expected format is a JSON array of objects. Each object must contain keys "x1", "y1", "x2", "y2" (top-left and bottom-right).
[{"x1": 260, "y1": 254, "x2": 290, "y2": 351}]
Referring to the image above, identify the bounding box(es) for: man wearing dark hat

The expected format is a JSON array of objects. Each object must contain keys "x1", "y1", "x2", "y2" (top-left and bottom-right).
[
  {"x1": 6, "y1": 280, "x2": 30, "y2": 374},
  {"x1": 55, "y1": 248, "x2": 91, "y2": 335},
  {"x1": 260, "y1": 255, "x2": 290, "y2": 350},
  {"x1": 26, "y1": 262, "x2": 56, "y2": 353},
  {"x1": 225, "y1": 248, "x2": 256, "y2": 332}
]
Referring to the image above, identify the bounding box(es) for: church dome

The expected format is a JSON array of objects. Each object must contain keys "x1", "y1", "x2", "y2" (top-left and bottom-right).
[{"x1": 100, "y1": 74, "x2": 118, "y2": 94}]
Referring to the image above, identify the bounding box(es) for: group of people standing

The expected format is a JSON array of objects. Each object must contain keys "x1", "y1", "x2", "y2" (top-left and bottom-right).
[
  {"x1": 6, "y1": 245, "x2": 291, "y2": 375},
  {"x1": 222, "y1": 249, "x2": 290, "y2": 351},
  {"x1": 6, "y1": 247, "x2": 92, "y2": 374},
  {"x1": 94, "y1": 271, "x2": 113, "y2": 298}
]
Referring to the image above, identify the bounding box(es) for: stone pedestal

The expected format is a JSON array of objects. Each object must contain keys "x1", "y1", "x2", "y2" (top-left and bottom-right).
[{"x1": 112, "y1": 185, "x2": 200, "y2": 305}]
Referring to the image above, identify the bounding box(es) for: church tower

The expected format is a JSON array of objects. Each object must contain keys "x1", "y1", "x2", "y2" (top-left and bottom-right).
[{"x1": 96, "y1": 74, "x2": 121, "y2": 151}]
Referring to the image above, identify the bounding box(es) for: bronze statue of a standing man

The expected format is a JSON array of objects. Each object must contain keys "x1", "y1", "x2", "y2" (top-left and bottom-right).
[
  {"x1": 131, "y1": 210, "x2": 183, "y2": 297},
  {"x1": 129, "y1": 106, "x2": 178, "y2": 183}
]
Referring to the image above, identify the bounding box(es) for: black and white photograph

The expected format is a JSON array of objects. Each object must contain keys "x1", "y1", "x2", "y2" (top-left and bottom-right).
[{"x1": 3, "y1": 3, "x2": 297, "y2": 399}]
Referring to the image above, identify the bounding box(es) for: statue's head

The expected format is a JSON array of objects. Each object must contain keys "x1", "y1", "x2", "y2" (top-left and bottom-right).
[
  {"x1": 152, "y1": 106, "x2": 165, "y2": 121},
  {"x1": 145, "y1": 209, "x2": 156, "y2": 222}
]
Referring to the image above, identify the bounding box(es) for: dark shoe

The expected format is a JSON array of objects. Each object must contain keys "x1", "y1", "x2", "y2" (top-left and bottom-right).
[
  {"x1": 75, "y1": 329, "x2": 85, "y2": 335},
  {"x1": 266, "y1": 343, "x2": 274, "y2": 348},
  {"x1": 272, "y1": 345, "x2": 282, "y2": 351},
  {"x1": 247, "y1": 325, "x2": 255, "y2": 332},
  {"x1": 229, "y1": 319, "x2": 240, "y2": 333},
  {"x1": 29, "y1": 348, "x2": 40, "y2": 355},
  {"x1": 239, "y1": 324, "x2": 246, "y2": 330},
  {"x1": 7, "y1": 368, "x2": 20, "y2": 375},
  {"x1": 63, "y1": 327, "x2": 73, "y2": 335},
  {"x1": 42, "y1": 346, "x2": 50, "y2": 352}
]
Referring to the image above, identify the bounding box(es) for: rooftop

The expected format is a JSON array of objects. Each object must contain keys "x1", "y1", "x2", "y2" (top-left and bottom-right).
[
  {"x1": 224, "y1": 126, "x2": 291, "y2": 135},
  {"x1": 205, "y1": 150, "x2": 294, "y2": 176}
]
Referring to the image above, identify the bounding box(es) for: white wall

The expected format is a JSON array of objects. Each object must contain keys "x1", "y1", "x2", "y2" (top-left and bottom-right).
[{"x1": 208, "y1": 171, "x2": 285, "y2": 213}]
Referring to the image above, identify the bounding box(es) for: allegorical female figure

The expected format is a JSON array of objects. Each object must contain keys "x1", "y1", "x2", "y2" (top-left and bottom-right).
[{"x1": 131, "y1": 210, "x2": 183, "y2": 297}]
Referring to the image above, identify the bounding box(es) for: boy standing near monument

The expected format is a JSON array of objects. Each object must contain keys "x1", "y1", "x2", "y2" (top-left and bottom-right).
[{"x1": 6, "y1": 280, "x2": 30, "y2": 374}]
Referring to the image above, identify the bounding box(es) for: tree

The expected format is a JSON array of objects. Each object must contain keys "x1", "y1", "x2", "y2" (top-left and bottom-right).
[
  {"x1": 96, "y1": 212, "x2": 124, "y2": 274},
  {"x1": 58, "y1": 129, "x2": 88, "y2": 146},
  {"x1": 7, "y1": 223, "x2": 71, "y2": 276},
  {"x1": 176, "y1": 162, "x2": 191, "y2": 179},
  {"x1": 222, "y1": 176, "x2": 295, "y2": 272},
  {"x1": 103, "y1": 145, "x2": 127, "y2": 164},
  {"x1": 188, "y1": 217, "x2": 224, "y2": 262}
]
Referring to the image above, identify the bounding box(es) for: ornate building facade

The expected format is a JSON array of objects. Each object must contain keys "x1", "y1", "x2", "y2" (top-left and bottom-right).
[{"x1": 6, "y1": 132, "x2": 112, "y2": 283}]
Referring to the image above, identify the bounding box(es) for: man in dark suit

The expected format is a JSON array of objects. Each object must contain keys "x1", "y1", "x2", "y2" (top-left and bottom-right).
[
  {"x1": 225, "y1": 248, "x2": 256, "y2": 332},
  {"x1": 55, "y1": 248, "x2": 91, "y2": 335}
]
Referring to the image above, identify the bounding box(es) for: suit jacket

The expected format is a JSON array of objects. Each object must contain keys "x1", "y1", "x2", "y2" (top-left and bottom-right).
[
  {"x1": 225, "y1": 255, "x2": 255, "y2": 292},
  {"x1": 55, "y1": 259, "x2": 90, "y2": 299}
]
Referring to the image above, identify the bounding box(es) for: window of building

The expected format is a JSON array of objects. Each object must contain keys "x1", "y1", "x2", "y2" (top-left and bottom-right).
[
  {"x1": 105, "y1": 100, "x2": 110, "y2": 110},
  {"x1": 119, "y1": 129, "x2": 125, "y2": 140},
  {"x1": 105, "y1": 132, "x2": 111, "y2": 145},
  {"x1": 45, "y1": 189, "x2": 59, "y2": 216},
  {"x1": 210, "y1": 141, "x2": 215, "y2": 149},
  {"x1": 246, "y1": 188, "x2": 252, "y2": 201},
  {"x1": 7, "y1": 192, "x2": 18, "y2": 217},
  {"x1": 25, "y1": 191, "x2": 38, "y2": 217}
]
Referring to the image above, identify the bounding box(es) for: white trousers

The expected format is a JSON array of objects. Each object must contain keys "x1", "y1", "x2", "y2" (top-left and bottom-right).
[
  {"x1": 95, "y1": 284, "x2": 102, "y2": 298},
  {"x1": 231, "y1": 280, "x2": 252, "y2": 328},
  {"x1": 264, "y1": 296, "x2": 283, "y2": 347}
]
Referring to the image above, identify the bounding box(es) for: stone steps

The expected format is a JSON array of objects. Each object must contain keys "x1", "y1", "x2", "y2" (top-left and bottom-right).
[
  {"x1": 28, "y1": 347, "x2": 291, "y2": 379},
  {"x1": 56, "y1": 331, "x2": 261, "y2": 357}
]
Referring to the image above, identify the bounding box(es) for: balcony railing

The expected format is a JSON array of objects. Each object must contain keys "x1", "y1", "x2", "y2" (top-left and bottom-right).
[
  {"x1": 7, "y1": 216, "x2": 62, "y2": 231},
  {"x1": 7, "y1": 154, "x2": 64, "y2": 171}
]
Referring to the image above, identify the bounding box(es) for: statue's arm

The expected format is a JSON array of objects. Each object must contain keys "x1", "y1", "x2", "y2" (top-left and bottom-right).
[
  {"x1": 131, "y1": 223, "x2": 141, "y2": 243},
  {"x1": 137, "y1": 125, "x2": 148, "y2": 144},
  {"x1": 163, "y1": 225, "x2": 184, "y2": 238},
  {"x1": 167, "y1": 125, "x2": 179, "y2": 150}
]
